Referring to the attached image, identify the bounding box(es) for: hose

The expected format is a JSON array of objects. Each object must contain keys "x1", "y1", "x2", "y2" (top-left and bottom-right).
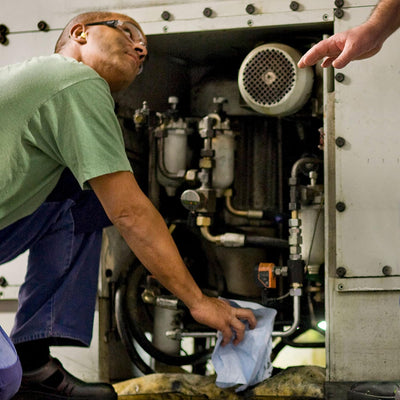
[
  {"x1": 114, "y1": 265, "x2": 213, "y2": 370},
  {"x1": 244, "y1": 235, "x2": 289, "y2": 249},
  {"x1": 114, "y1": 282, "x2": 154, "y2": 375}
]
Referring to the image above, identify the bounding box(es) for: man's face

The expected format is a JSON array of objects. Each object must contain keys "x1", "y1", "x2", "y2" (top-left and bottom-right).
[{"x1": 81, "y1": 16, "x2": 147, "y2": 92}]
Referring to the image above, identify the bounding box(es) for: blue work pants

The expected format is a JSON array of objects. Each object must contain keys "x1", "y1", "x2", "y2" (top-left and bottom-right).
[{"x1": 0, "y1": 169, "x2": 111, "y2": 397}]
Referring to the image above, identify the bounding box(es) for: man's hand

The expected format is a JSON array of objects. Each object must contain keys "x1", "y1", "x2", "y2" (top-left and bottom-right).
[
  {"x1": 90, "y1": 172, "x2": 256, "y2": 344},
  {"x1": 189, "y1": 295, "x2": 257, "y2": 346},
  {"x1": 298, "y1": 23, "x2": 384, "y2": 69}
]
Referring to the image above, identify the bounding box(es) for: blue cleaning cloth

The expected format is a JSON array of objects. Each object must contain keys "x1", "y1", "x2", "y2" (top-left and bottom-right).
[{"x1": 211, "y1": 299, "x2": 277, "y2": 392}]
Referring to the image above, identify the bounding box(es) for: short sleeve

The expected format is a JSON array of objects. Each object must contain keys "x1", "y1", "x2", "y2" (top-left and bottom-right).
[{"x1": 27, "y1": 77, "x2": 132, "y2": 188}]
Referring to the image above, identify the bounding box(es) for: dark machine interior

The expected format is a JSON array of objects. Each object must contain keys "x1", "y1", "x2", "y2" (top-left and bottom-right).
[{"x1": 109, "y1": 21, "x2": 332, "y2": 375}]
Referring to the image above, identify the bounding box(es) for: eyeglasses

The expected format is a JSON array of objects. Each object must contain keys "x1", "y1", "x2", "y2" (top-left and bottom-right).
[{"x1": 86, "y1": 19, "x2": 147, "y2": 48}]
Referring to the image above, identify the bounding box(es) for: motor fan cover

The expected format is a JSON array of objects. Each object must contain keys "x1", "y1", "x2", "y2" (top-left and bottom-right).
[{"x1": 238, "y1": 43, "x2": 313, "y2": 117}]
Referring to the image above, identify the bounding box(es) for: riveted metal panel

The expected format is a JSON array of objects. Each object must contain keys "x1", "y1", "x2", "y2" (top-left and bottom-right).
[
  {"x1": 0, "y1": 0, "x2": 337, "y2": 66},
  {"x1": 326, "y1": 5, "x2": 400, "y2": 382},
  {"x1": 334, "y1": 7, "x2": 400, "y2": 278}
]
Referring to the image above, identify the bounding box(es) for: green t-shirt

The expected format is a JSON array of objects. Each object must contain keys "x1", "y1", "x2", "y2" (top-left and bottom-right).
[{"x1": 0, "y1": 54, "x2": 132, "y2": 229}]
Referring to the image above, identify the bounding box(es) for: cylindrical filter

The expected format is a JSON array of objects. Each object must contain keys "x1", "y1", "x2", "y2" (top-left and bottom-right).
[
  {"x1": 212, "y1": 131, "x2": 235, "y2": 195},
  {"x1": 164, "y1": 127, "x2": 188, "y2": 174}
]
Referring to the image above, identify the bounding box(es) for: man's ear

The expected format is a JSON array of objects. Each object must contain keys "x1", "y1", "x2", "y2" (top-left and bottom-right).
[{"x1": 70, "y1": 23, "x2": 87, "y2": 44}]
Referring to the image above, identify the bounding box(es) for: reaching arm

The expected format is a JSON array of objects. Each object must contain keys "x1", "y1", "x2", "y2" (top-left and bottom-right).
[
  {"x1": 298, "y1": 0, "x2": 400, "y2": 68},
  {"x1": 89, "y1": 171, "x2": 257, "y2": 345}
]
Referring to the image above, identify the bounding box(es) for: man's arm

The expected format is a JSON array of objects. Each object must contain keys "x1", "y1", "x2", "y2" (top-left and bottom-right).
[
  {"x1": 298, "y1": 0, "x2": 400, "y2": 68},
  {"x1": 89, "y1": 171, "x2": 257, "y2": 345}
]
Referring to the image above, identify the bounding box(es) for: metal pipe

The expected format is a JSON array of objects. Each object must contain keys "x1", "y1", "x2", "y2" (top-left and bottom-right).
[
  {"x1": 224, "y1": 189, "x2": 263, "y2": 219},
  {"x1": 200, "y1": 226, "x2": 221, "y2": 244},
  {"x1": 290, "y1": 157, "x2": 322, "y2": 179},
  {"x1": 166, "y1": 329, "x2": 217, "y2": 340},
  {"x1": 200, "y1": 226, "x2": 287, "y2": 248},
  {"x1": 271, "y1": 293, "x2": 301, "y2": 337},
  {"x1": 199, "y1": 226, "x2": 245, "y2": 247}
]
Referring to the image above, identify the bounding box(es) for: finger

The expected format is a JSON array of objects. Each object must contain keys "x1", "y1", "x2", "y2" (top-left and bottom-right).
[
  {"x1": 331, "y1": 57, "x2": 350, "y2": 69},
  {"x1": 230, "y1": 318, "x2": 247, "y2": 345},
  {"x1": 299, "y1": 36, "x2": 346, "y2": 68},
  {"x1": 331, "y1": 39, "x2": 361, "y2": 69},
  {"x1": 236, "y1": 308, "x2": 257, "y2": 329},
  {"x1": 331, "y1": 43, "x2": 354, "y2": 68},
  {"x1": 320, "y1": 57, "x2": 335, "y2": 68},
  {"x1": 298, "y1": 44, "x2": 333, "y2": 67},
  {"x1": 220, "y1": 326, "x2": 233, "y2": 347}
]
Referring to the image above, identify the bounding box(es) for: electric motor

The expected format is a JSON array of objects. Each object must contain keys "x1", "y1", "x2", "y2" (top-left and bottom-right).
[{"x1": 238, "y1": 43, "x2": 314, "y2": 117}]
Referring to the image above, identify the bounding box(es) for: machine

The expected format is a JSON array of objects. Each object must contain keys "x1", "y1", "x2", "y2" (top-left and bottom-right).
[{"x1": 1, "y1": 1, "x2": 400, "y2": 398}]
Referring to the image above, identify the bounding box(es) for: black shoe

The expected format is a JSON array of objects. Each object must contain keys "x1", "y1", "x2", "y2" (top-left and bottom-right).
[
  {"x1": 348, "y1": 381, "x2": 400, "y2": 400},
  {"x1": 12, "y1": 357, "x2": 117, "y2": 400}
]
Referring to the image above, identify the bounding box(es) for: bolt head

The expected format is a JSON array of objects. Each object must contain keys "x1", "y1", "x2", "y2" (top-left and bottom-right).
[
  {"x1": 246, "y1": 4, "x2": 256, "y2": 14},
  {"x1": 335, "y1": 72, "x2": 345, "y2": 82}
]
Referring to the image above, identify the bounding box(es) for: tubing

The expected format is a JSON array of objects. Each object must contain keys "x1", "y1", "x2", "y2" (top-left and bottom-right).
[
  {"x1": 114, "y1": 283, "x2": 154, "y2": 375},
  {"x1": 244, "y1": 235, "x2": 289, "y2": 249},
  {"x1": 290, "y1": 157, "x2": 322, "y2": 179},
  {"x1": 200, "y1": 226, "x2": 288, "y2": 249},
  {"x1": 114, "y1": 267, "x2": 212, "y2": 370},
  {"x1": 225, "y1": 191, "x2": 263, "y2": 219},
  {"x1": 272, "y1": 294, "x2": 301, "y2": 337}
]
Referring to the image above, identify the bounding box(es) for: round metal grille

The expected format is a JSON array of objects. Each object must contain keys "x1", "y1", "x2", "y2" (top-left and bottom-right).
[{"x1": 242, "y1": 48, "x2": 296, "y2": 106}]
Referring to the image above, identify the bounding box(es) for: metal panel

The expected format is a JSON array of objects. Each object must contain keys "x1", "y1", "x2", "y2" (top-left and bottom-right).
[
  {"x1": 327, "y1": 283, "x2": 400, "y2": 381},
  {"x1": 326, "y1": 5, "x2": 400, "y2": 382},
  {"x1": 1, "y1": 0, "x2": 337, "y2": 31},
  {"x1": 336, "y1": 276, "x2": 400, "y2": 292},
  {"x1": 0, "y1": 1, "x2": 336, "y2": 67},
  {"x1": 1, "y1": 0, "x2": 335, "y2": 67},
  {"x1": 335, "y1": 7, "x2": 400, "y2": 278}
]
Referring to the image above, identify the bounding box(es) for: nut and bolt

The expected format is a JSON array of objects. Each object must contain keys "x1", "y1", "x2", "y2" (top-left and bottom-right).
[
  {"x1": 290, "y1": 1, "x2": 300, "y2": 11},
  {"x1": 335, "y1": 72, "x2": 345, "y2": 82},
  {"x1": 382, "y1": 265, "x2": 392, "y2": 276},
  {"x1": 335, "y1": 136, "x2": 346, "y2": 147},
  {"x1": 334, "y1": 0, "x2": 344, "y2": 7},
  {"x1": 37, "y1": 20, "x2": 49, "y2": 31},
  {"x1": 0, "y1": 276, "x2": 8, "y2": 287},
  {"x1": 203, "y1": 7, "x2": 213, "y2": 17},
  {"x1": 334, "y1": 8, "x2": 344, "y2": 18},
  {"x1": 246, "y1": 4, "x2": 256, "y2": 14},
  {"x1": 336, "y1": 267, "x2": 347, "y2": 278},
  {"x1": 0, "y1": 24, "x2": 8, "y2": 35},
  {"x1": 0, "y1": 24, "x2": 9, "y2": 45},
  {"x1": 161, "y1": 11, "x2": 171, "y2": 21},
  {"x1": 336, "y1": 202, "x2": 346, "y2": 212}
]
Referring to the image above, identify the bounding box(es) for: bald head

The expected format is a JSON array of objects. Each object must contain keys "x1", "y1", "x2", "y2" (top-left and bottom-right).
[
  {"x1": 54, "y1": 11, "x2": 144, "y2": 53},
  {"x1": 53, "y1": 11, "x2": 147, "y2": 91}
]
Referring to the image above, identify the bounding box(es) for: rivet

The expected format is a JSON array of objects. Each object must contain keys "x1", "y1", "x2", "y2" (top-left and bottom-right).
[
  {"x1": 246, "y1": 4, "x2": 256, "y2": 14},
  {"x1": 335, "y1": 72, "x2": 345, "y2": 82},
  {"x1": 336, "y1": 202, "x2": 346, "y2": 212},
  {"x1": 334, "y1": 8, "x2": 344, "y2": 18},
  {"x1": 335, "y1": 137, "x2": 346, "y2": 148},
  {"x1": 161, "y1": 11, "x2": 171, "y2": 21},
  {"x1": 203, "y1": 7, "x2": 213, "y2": 17}
]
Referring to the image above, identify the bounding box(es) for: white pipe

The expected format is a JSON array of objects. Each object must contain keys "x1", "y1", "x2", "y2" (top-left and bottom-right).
[{"x1": 272, "y1": 293, "x2": 301, "y2": 337}]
